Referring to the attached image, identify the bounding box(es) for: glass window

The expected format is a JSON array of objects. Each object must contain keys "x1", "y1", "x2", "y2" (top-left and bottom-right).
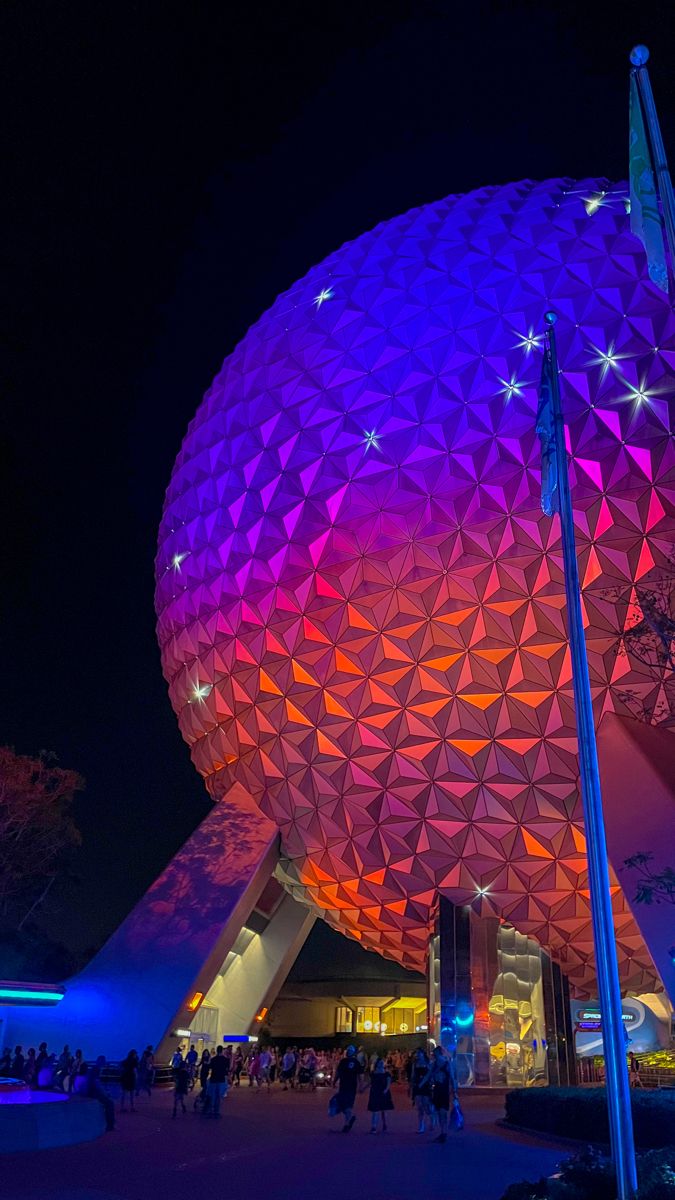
[
  {"x1": 356, "y1": 1005, "x2": 380, "y2": 1033},
  {"x1": 336, "y1": 1005, "x2": 353, "y2": 1034}
]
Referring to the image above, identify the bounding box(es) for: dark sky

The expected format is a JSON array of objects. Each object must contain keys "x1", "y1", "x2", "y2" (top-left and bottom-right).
[{"x1": 3, "y1": 1, "x2": 674, "y2": 961}]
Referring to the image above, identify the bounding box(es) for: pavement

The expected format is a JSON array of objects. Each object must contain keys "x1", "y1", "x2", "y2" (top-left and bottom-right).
[{"x1": 1, "y1": 1083, "x2": 565, "y2": 1200}]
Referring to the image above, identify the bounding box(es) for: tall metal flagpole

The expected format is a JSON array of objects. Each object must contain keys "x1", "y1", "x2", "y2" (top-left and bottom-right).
[
  {"x1": 630, "y1": 45, "x2": 675, "y2": 278},
  {"x1": 544, "y1": 312, "x2": 638, "y2": 1200}
]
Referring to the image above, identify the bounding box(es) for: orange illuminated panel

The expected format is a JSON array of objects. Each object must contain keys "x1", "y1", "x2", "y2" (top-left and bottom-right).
[
  {"x1": 186, "y1": 991, "x2": 204, "y2": 1012},
  {"x1": 255, "y1": 1007, "x2": 268, "y2": 1023}
]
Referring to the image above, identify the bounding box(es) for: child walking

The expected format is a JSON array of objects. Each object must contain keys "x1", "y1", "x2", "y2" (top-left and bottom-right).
[{"x1": 368, "y1": 1058, "x2": 394, "y2": 1133}]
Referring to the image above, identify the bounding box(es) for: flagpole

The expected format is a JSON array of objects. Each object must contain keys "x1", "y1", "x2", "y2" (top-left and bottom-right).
[
  {"x1": 544, "y1": 311, "x2": 637, "y2": 1200},
  {"x1": 630, "y1": 45, "x2": 675, "y2": 279}
]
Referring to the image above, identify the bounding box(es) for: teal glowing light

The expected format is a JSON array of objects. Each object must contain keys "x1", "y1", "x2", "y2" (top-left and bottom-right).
[
  {"x1": 0, "y1": 987, "x2": 65, "y2": 1003},
  {"x1": 363, "y1": 429, "x2": 381, "y2": 452},
  {"x1": 455, "y1": 1011, "x2": 474, "y2": 1028}
]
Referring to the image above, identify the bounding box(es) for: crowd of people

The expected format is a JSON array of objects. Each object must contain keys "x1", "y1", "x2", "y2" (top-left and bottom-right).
[
  {"x1": 0, "y1": 1038, "x2": 463, "y2": 1141},
  {"x1": 1, "y1": 1042, "x2": 116, "y2": 1131},
  {"x1": 161, "y1": 1040, "x2": 462, "y2": 1140},
  {"x1": 1, "y1": 1043, "x2": 88, "y2": 1093}
]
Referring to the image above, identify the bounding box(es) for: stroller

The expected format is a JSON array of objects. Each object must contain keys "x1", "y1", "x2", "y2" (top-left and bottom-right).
[
  {"x1": 193, "y1": 1086, "x2": 212, "y2": 1115},
  {"x1": 296, "y1": 1065, "x2": 314, "y2": 1091}
]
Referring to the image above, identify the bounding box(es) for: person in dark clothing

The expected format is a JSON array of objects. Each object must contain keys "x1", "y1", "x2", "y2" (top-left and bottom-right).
[
  {"x1": 368, "y1": 1058, "x2": 394, "y2": 1133},
  {"x1": 24, "y1": 1048, "x2": 36, "y2": 1084},
  {"x1": 420, "y1": 1045, "x2": 454, "y2": 1143},
  {"x1": 0, "y1": 1047, "x2": 12, "y2": 1076},
  {"x1": 232, "y1": 1049, "x2": 243, "y2": 1086},
  {"x1": 136, "y1": 1046, "x2": 154, "y2": 1098},
  {"x1": 11, "y1": 1046, "x2": 25, "y2": 1078},
  {"x1": 331, "y1": 1045, "x2": 364, "y2": 1133},
  {"x1": 35, "y1": 1042, "x2": 50, "y2": 1085},
  {"x1": 207, "y1": 1045, "x2": 229, "y2": 1117},
  {"x1": 409, "y1": 1048, "x2": 432, "y2": 1134},
  {"x1": 85, "y1": 1057, "x2": 115, "y2": 1131},
  {"x1": 119, "y1": 1050, "x2": 139, "y2": 1112},
  {"x1": 172, "y1": 1059, "x2": 189, "y2": 1116}
]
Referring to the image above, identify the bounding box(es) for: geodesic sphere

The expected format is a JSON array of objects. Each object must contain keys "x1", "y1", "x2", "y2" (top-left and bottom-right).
[{"x1": 156, "y1": 178, "x2": 675, "y2": 993}]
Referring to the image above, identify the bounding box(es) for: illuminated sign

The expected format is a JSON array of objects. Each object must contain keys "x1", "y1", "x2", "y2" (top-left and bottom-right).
[
  {"x1": 0, "y1": 984, "x2": 65, "y2": 1006},
  {"x1": 575, "y1": 1008, "x2": 636, "y2": 1032}
]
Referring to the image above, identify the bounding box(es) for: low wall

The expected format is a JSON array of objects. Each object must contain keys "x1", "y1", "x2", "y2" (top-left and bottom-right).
[{"x1": 0, "y1": 1094, "x2": 106, "y2": 1153}]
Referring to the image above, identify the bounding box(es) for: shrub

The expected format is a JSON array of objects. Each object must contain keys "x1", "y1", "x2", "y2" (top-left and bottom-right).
[
  {"x1": 504, "y1": 1087, "x2": 675, "y2": 1149},
  {"x1": 637, "y1": 1148, "x2": 675, "y2": 1200},
  {"x1": 498, "y1": 1145, "x2": 675, "y2": 1200}
]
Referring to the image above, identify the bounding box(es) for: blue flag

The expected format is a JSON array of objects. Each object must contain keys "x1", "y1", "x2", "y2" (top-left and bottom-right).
[
  {"x1": 536, "y1": 345, "x2": 560, "y2": 517},
  {"x1": 630, "y1": 74, "x2": 669, "y2": 293}
]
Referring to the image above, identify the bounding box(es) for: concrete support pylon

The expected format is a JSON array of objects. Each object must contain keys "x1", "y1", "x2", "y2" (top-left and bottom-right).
[{"x1": 1, "y1": 783, "x2": 314, "y2": 1060}]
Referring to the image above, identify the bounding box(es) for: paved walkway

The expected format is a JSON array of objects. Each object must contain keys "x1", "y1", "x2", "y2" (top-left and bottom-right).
[{"x1": 1, "y1": 1085, "x2": 564, "y2": 1200}]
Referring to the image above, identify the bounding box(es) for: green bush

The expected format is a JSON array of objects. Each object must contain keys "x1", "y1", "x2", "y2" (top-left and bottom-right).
[
  {"x1": 498, "y1": 1146, "x2": 675, "y2": 1200},
  {"x1": 504, "y1": 1087, "x2": 675, "y2": 1149}
]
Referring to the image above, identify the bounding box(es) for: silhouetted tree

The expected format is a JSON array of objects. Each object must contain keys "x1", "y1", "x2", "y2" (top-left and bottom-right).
[
  {"x1": 622, "y1": 852, "x2": 675, "y2": 906},
  {"x1": 0, "y1": 746, "x2": 83, "y2": 928}
]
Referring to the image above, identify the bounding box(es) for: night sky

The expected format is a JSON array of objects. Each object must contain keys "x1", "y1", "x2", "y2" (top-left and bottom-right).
[{"x1": 4, "y1": 1, "x2": 674, "y2": 963}]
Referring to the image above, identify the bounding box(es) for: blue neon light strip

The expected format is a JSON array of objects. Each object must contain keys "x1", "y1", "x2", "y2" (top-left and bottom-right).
[{"x1": 0, "y1": 988, "x2": 65, "y2": 1002}]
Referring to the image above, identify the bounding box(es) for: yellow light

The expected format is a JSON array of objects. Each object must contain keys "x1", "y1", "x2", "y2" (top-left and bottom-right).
[
  {"x1": 186, "y1": 991, "x2": 204, "y2": 1012},
  {"x1": 364, "y1": 1019, "x2": 373, "y2": 1030}
]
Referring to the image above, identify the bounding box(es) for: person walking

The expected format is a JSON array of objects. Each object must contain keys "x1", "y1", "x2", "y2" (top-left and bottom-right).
[
  {"x1": 119, "y1": 1050, "x2": 139, "y2": 1112},
  {"x1": 421, "y1": 1046, "x2": 454, "y2": 1143},
  {"x1": 137, "y1": 1046, "x2": 155, "y2": 1098},
  {"x1": 259, "y1": 1045, "x2": 273, "y2": 1090},
  {"x1": 368, "y1": 1057, "x2": 394, "y2": 1133},
  {"x1": 409, "y1": 1048, "x2": 432, "y2": 1134},
  {"x1": 232, "y1": 1048, "x2": 244, "y2": 1086},
  {"x1": 172, "y1": 1057, "x2": 189, "y2": 1117},
  {"x1": 248, "y1": 1048, "x2": 260, "y2": 1088},
  {"x1": 207, "y1": 1045, "x2": 229, "y2": 1117},
  {"x1": 331, "y1": 1045, "x2": 364, "y2": 1133},
  {"x1": 280, "y1": 1046, "x2": 296, "y2": 1090},
  {"x1": 628, "y1": 1051, "x2": 643, "y2": 1088},
  {"x1": 185, "y1": 1043, "x2": 198, "y2": 1086}
]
